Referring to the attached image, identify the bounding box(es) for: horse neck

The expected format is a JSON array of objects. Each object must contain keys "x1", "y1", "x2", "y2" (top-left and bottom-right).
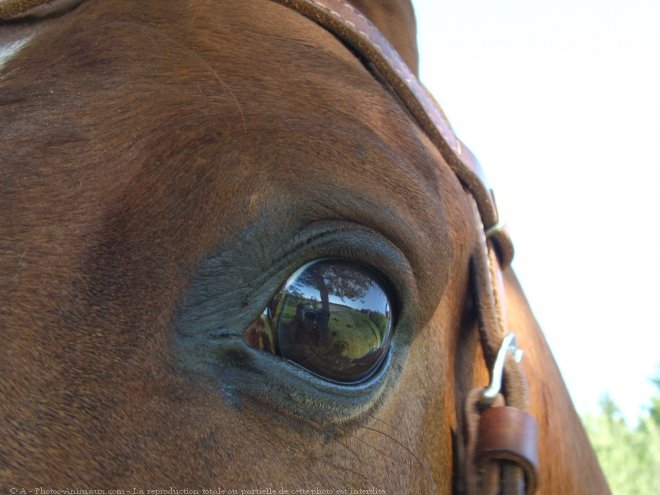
[{"x1": 501, "y1": 269, "x2": 611, "y2": 494}]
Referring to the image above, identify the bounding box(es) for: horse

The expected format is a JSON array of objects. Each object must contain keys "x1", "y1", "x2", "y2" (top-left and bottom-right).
[{"x1": 0, "y1": 0, "x2": 610, "y2": 493}]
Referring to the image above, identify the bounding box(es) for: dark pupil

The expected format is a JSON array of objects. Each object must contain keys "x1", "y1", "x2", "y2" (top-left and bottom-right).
[{"x1": 246, "y1": 260, "x2": 394, "y2": 383}]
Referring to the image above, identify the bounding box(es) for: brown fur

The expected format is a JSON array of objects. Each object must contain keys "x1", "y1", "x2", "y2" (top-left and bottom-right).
[{"x1": 0, "y1": 0, "x2": 608, "y2": 492}]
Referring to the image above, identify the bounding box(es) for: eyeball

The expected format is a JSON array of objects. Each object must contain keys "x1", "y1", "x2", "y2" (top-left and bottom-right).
[{"x1": 245, "y1": 259, "x2": 395, "y2": 383}]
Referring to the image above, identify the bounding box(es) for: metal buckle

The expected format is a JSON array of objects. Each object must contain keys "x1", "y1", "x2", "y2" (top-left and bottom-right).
[
  {"x1": 485, "y1": 220, "x2": 506, "y2": 238},
  {"x1": 485, "y1": 188, "x2": 505, "y2": 238},
  {"x1": 482, "y1": 333, "x2": 523, "y2": 402}
]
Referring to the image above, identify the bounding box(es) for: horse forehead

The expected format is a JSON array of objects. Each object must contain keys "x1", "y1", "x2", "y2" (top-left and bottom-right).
[
  {"x1": 0, "y1": 1, "x2": 463, "y2": 323},
  {"x1": 7, "y1": 0, "x2": 458, "y2": 258}
]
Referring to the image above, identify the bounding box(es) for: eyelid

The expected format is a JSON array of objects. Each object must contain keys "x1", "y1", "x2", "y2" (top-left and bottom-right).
[{"x1": 175, "y1": 220, "x2": 419, "y2": 420}]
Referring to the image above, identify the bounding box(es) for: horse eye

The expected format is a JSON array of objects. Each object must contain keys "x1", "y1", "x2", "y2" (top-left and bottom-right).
[{"x1": 245, "y1": 259, "x2": 394, "y2": 383}]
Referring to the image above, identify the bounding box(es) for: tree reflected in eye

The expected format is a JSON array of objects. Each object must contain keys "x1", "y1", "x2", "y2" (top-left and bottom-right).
[{"x1": 245, "y1": 260, "x2": 394, "y2": 383}]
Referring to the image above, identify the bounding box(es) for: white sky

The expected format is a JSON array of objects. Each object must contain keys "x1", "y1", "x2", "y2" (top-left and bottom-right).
[{"x1": 412, "y1": 0, "x2": 660, "y2": 422}]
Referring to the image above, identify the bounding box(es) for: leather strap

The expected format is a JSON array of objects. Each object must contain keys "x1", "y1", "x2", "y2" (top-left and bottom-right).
[
  {"x1": 0, "y1": 0, "x2": 82, "y2": 20},
  {"x1": 475, "y1": 406, "x2": 539, "y2": 495},
  {"x1": 0, "y1": 0, "x2": 44, "y2": 18},
  {"x1": 465, "y1": 197, "x2": 537, "y2": 495}
]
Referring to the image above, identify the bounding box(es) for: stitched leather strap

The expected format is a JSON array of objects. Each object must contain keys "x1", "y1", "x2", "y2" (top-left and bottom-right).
[
  {"x1": 0, "y1": 0, "x2": 44, "y2": 18},
  {"x1": 0, "y1": 0, "x2": 62, "y2": 18},
  {"x1": 466, "y1": 196, "x2": 537, "y2": 495},
  {"x1": 476, "y1": 407, "x2": 539, "y2": 495},
  {"x1": 0, "y1": 0, "x2": 82, "y2": 19}
]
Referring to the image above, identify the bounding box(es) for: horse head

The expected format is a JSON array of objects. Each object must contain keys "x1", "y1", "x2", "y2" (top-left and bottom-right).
[{"x1": 0, "y1": 1, "x2": 609, "y2": 493}]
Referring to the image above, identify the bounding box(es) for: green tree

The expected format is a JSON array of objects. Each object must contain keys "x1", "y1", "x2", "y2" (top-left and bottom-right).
[
  {"x1": 583, "y1": 369, "x2": 660, "y2": 494},
  {"x1": 649, "y1": 372, "x2": 660, "y2": 427}
]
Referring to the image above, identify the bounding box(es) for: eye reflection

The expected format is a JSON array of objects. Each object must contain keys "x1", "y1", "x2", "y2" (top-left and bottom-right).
[{"x1": 245, "y1": 260, "x2": 394, "y2": 383}]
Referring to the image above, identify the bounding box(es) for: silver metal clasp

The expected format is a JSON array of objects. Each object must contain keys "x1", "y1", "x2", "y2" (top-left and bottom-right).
[
  {"x1": 485, "y1": 220, "x2": 506, "y2": 238},
  {"x1": 482, "y1": 333, "x2": 524, "y2": 401},
  {"x1": 485, "y1": 188, "x2": 504, "y2": 238}
]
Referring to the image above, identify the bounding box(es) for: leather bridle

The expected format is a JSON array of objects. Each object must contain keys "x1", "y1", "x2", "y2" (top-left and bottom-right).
[
  {"x1": 263, "y1": 1, "x2": 540, "y2": 494},
  {"x1": 0, "y1": 0, "x2": 539, "y2": 493}
]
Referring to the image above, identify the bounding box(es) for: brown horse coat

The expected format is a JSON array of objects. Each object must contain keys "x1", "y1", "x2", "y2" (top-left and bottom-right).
[{"x1": 0, "y1": 1, "x2": 609, "y2": 493}]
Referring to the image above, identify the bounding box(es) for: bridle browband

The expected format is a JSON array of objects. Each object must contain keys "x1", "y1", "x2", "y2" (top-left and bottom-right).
[
  {"x1": 263, "y1": 1, "x2": 540, "y2": 494},
  {"x1": 0, "y1": 0, "x2": 539, "y2": 492}
]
